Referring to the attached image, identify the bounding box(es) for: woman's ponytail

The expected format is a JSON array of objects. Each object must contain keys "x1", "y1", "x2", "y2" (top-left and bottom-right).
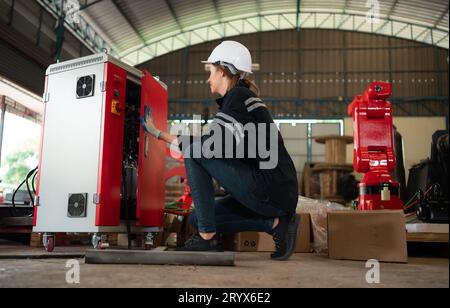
[{"x1": 216, "y1": 63, "x2": 260, "y2": 96}]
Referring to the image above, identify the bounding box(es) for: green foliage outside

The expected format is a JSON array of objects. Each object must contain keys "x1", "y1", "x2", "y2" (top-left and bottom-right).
[{"x1": 1, "y1": 138, "x2": 39, "y2": 188}]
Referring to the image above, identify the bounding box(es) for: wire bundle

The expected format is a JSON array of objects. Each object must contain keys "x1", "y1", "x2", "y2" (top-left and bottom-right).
[
  {"x1": 11, "y1": 166, "x2": 38, "y2": 216},
  {"x1": 165, "y1": 201, "x2": 193, "y2": 216},
  {"x1": 404, "y1": 185, "x2": 434, "y2": 224}
]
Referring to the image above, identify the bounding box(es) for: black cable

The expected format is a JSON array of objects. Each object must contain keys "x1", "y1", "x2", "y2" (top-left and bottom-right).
[
  {"x1": 122, "y1": 165, "x2": 131, "y2": 249},
  {"x1": 25, "y1": 167, "x2": 38, "y2": 206},
  {"x1": 11, "y1": 178, "x2": 27, "y2": 216},
  {"x1": 31, "y1": 169, "x2": 38, "y2": 194},
  {"x1": 11, "y1": 166, "x2": 38, "y2": 217}
]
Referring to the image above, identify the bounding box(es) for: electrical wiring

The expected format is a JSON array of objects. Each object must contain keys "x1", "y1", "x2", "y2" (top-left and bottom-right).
[
  {"x1": 31, "y1": 169, "x2": 38, "y2": 194},
  {"x1": 404, "y1": 192, "x2": 419, "y2": 207},
  {"x1": 404, "y1": 185, "x2": 435, "y2": 211},
  {"x1": 25, "y1": 167, "x2": 38, "y2": 205},
  {"x1": 165, "y1": 201, "x2": 193, "y2": 216},
  {"x1": 403, "y1": 185, "x2": 440, "y2": 224},
  {"x1": 122, "y1": 165, "x2": 132, "y2": 249},
  {"x1": 11, "y1": 178, "x2": 27, "y2": 214},
  {"x1": 404, "y1": 200, "x2": 418, "y2": 211},
  {"x1": 11, "y1": 166, "x2": 38, "y2": 217}
]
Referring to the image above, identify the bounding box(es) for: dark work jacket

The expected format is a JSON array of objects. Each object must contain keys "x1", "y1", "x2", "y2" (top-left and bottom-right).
[{"x1": 178, "y1": 81, "x2": 298, "y2": 214}]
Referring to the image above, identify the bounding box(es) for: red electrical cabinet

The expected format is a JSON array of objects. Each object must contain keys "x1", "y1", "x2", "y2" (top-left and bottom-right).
[{"x1": 33, "y1": 53, "x2": 167, "y2": 251}]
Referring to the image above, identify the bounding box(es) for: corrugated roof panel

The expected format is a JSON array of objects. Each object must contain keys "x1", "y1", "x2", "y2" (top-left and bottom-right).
[
  {"x1": 437, "y1": 13, "x2": 449, "y2": 30},
  {"x1": 85, "y1": 1, "x2": 143, "y2": 51},
  {"x1": 302, "y1": 0, "x2": 348, "y2": 12},
  {"x1": 259, "y1": 0, "x2": 297, "y2": 14},
  {"x1": 170, "y1": 0, "x2": 217, "y2": 28},
  {"x1": 216, "y1": 0, "x2": 259, "y2": 20},
  {"x1": 73, "y1": 0, "x2": 448, "y2": 65},
  {"x1": 119, "y1": 0, "x2": 180, "y2": 43}
]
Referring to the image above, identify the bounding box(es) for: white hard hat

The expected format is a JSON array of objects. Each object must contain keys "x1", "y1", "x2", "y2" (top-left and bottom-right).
[{"x1": 201, "y1": 41, "x2": 253, "y2": 75}]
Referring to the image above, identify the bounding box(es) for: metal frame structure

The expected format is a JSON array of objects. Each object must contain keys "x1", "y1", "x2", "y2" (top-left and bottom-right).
[
  {"x1": 34, "y1": 1, "x2": 449, "y2": 66},
  {"x1": 119, "y1": 12, "x2": 449, "y2": 66},
  {"x1": 35, "y1": 0, "x2": 116, "y2": 57},
  {"x1": 167, "y1": 96, "x2": 449, "y2": 120}
]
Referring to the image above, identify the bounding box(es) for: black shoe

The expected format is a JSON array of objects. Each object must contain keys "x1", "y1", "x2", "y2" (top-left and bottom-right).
[
  {"x1": 270, "y1": 214, "x2": 301, "y2": 261},
  {"x1": 176, "y1": 234, "x2": 224, "y2": 252}
]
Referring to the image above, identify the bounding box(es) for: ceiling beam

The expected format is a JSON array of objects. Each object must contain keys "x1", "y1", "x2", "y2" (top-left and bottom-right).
[
  {"x1": 110, "y1": 0, "x2": 146, "y2": 45},
  {"x1": 165, "y1": 0, "x2": 190, "y2": 44},
  {"x1": 256, "y1": 0, "x2": 262, "y2": 31},
  {"x1": 80, "y1": 0, "x2": 105, "y2": 11},
  {"x1": 342, "y1": 0, "x2": 349, "y2": 13},
  {"x1": 165, "y1": 0, "x2": 184, "y2": 33},
  {"x1": 387, "y1": 0, "x2": 399, "y2": 19},
  {"x1": 337, "y1": 14, "x2": 351, "y2": 29},
  {"x1": 212, "y1": 0, "x2": 222, "y2": 21},
  {"x1": 213, "y1": 0, "x2": 226, "y2": 35},
  {"x1": 317, "y1": 13, "x2": 332, "y2": 28},
  {"x1": 36, "y1": 0, "x2": 115, "y2": 55},
  {"x1": 433, "y1": 4, "x2": 449, "y2": 28},
  {"x1": 118, "y1": 9, "x2": 449, "y2": 65}
]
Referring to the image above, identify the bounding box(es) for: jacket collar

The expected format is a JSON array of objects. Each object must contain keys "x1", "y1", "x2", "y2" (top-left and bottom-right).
[{"x1": 216, "y1": 80, "x2": 249, "y2": 108}]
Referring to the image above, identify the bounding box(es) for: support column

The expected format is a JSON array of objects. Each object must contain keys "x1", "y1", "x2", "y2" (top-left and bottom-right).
[{"x1": 0, "y1": 96, "x2": 6, "y2": 167}]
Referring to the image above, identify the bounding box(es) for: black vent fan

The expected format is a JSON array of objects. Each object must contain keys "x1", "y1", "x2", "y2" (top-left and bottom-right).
[
  {"x1": 76, "y1": 75, "x2": 95, "y2": 98},
  {"x1": 67, "y1": 193, "x2": 87, "y2": 218}
]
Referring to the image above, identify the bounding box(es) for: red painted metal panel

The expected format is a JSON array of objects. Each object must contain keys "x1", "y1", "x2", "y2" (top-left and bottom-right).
[
  {"x1": 137, "y1": 71, "x2": 167, "y2": 227},
  {"x1": 348, "y1": 82, "x2": 396, "y2": 173},
  {"x1": 95, "y1": 62, "x2": 127, "y2": 226},
  {"x1": 348, "y1": 82, "x2": 403, "y2": 210},
  {"x1": 33, "y1": 76, "x2": 48, "y2": 227},
  {"x1": 358, "y1": 193, "x2": 403, "y2": 211}
]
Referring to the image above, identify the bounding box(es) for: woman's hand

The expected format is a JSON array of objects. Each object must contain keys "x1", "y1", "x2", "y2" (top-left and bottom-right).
[
  {"x1": 140, "y1": 105, "x2": 161, "y2": 139},
  {"x1": 139, "y1": 105, "x2": 179, "y2": 148}
]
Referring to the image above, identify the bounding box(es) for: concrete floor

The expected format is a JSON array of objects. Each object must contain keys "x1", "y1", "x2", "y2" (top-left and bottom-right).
[{"x1": 0, "y1": 244, "x2": 448, "y2": 288}]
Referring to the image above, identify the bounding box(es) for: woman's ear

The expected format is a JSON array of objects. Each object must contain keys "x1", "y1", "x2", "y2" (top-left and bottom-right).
[{"x1": 218, "y1": 68, "x2": 225, "y2": 77}]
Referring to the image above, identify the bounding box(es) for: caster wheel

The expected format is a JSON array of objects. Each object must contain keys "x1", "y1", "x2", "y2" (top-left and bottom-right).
[
  {"x1": 92, "y1": 234, "x2": 109, "y2": 250},
  {"x1": 92, "y1": 235, "x2": 101, "y2": 250},
  {"x1": 144, "y1": 232, "x2": 157, "y2": 250},
  {"x1": 43, "y1": 235, "x2": 55, "y2": 252}
]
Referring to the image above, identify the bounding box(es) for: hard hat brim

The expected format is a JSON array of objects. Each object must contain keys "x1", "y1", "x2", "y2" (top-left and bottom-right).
[{"x1": 200, "y1": 61, "x2": 253, "y2": 74}]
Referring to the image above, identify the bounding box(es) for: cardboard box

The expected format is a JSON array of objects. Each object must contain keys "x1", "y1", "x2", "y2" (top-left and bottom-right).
[
  {"x1": 327, "y1": 210, "x2": 408, "y2": 263},
  {"x1": 224, "y1": 213, "x2": 311, "y2": 253}
]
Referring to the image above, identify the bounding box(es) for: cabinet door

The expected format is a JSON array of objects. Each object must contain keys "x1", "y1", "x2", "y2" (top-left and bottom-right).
[
  {"x1": 137, "y1": 71, "x2": 167, "y2": 227},
  {"x1": 96, "y1": 63, "x2": 127, "y2": 226}
]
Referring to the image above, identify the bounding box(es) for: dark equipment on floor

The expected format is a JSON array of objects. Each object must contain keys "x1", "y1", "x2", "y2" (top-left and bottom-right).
[
  {"x1": 406, "y1": 130, "x2": 449, "y2": 223},
  {"x1": 415, "y1": 184, "x2": 449, "y2": 224}
]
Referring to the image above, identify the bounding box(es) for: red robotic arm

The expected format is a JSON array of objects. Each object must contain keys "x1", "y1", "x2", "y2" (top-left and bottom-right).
[{"x1": 348, "y1": 82, "x2": 403, "y2": 211}]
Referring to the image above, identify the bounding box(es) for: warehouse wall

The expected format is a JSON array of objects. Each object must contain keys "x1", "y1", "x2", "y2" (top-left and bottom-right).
[
  {"x1": 148, "y1": 29, "x2": 448, "y2": 194},
  {"x1": 140, "y1": 29, "x2": 449, "y2": 118},
  {"x1": 344, "y1": 117, "x2": 448, "y2": 180}
]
